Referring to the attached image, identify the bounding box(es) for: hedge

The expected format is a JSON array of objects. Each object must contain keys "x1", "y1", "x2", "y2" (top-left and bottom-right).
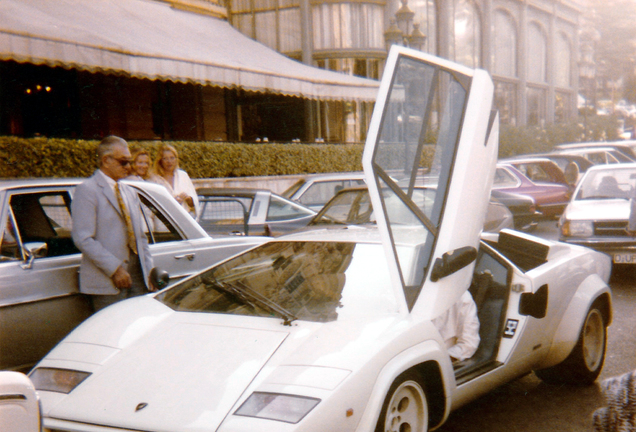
[
  {"x1": 0, "y1": 115, "x2": 622, "y2": 179},
  {"x1": 0, "y1": 137, "x2": 365, "y2": 179}
]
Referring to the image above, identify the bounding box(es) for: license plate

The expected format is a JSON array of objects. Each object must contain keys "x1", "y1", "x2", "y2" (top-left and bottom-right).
[{"x1": 613, "y1": 253, "x2": 636, "y2": 264}]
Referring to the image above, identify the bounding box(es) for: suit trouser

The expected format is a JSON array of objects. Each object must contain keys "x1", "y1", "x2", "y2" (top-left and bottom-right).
[{"x1": 91, "y1": 254, "x2": 146, "y2": 312}]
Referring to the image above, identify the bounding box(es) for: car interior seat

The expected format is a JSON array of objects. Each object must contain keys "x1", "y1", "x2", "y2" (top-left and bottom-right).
[{"x1": 597, "y1": 176, "x2": 623, "y2": 198}]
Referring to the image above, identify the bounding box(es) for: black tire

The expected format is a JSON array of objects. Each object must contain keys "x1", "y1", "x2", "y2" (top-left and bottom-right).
[
  {"x1": 535, "y1": 306, "x2": 606, "y2": 385},
  {"x1": 375, "y1": 371, "x2": 429, "y2": 432}
]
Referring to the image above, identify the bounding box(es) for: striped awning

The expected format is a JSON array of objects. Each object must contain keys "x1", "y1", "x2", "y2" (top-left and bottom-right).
[{"x1": 0, "y1": 0, "x2": 379, "y2": 101}]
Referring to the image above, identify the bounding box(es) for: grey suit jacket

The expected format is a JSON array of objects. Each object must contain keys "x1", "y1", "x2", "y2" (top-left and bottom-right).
[{"x1": 71, "y1": 170, "x2": 154, "y2": 295}]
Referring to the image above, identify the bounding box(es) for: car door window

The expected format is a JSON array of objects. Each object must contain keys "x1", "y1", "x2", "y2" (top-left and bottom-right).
[
  {"x1": 198, "y1": 198, "x2": 249, "y2": 234},
  {"x1": 0, "y1": 212, "x2": 20, "y2": 261},
  {"x1": 587, "y1": 152, "x2": 606, "y2": 165},
  {"x1": 137, "y1": 195, "x2": 184, "y2": 244},
  {"x1": 299, "y1": 181, "x2": 348, "y2": 207},
  {"x1": 493, "y1": 168, "x2": 519, "y2": 188},
  {"x1": 267, "y1": 196, "x2": 314, "y2": 221},
  {"x1": 9, "y1": 191, "x2": 78, "y2": 258},
  {"x1": 200, "y1": 199, "x2": 248, "y2": 222}
]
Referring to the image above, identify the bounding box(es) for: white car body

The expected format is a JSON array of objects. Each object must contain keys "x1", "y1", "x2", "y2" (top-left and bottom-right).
[{"x1": 32, "y1": 47, "x2": 612, "y2": 432}]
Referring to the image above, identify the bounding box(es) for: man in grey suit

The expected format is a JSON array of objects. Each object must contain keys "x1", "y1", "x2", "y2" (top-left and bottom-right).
[{"x1": 72, "y1": 136, "x2": 156, "y2": 311}]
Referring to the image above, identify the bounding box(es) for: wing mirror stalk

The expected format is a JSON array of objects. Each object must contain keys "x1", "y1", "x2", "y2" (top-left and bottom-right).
[
  {"x1": 519, "y1": 284, "x2": 548, "y2": 319},
  {"x1": 430, "y1": 246, "x2": 477, "y2": 282},
  {"x1": 21, "y1": 242, "x2": 48, "y2": 270}
]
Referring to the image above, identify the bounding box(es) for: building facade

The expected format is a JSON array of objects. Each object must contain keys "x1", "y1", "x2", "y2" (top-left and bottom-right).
[
  {"x1": 0, "y1": 0, "x2": 584, "y2": 144},
  {"x1": 229, "y1": 0, "x2": 584, "y2": 127}
]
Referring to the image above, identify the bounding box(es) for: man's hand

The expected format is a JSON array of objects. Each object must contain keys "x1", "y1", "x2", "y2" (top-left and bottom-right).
[
  {"x1": 148, "y1": 277, "x2": 158, "y2": 292},
  {"x1": 112, "y1": 266, "x2": 132, "y2": 289}
]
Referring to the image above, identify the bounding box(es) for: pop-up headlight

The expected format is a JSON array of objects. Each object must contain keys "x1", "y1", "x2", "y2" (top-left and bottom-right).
[
  {"x1": 29, "y1": 367, "x2": 91, "y2": 394},
  {"x1": 234, "y1": 392, "x2": 320, "y2": 424}
]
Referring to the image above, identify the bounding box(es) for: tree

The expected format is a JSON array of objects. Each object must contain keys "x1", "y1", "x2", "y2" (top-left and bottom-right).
[{"x1": 586, "y1": 0, "x2": 636, "y2": 102}]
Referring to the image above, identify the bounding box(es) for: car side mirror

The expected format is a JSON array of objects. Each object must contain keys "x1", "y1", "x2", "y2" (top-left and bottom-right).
[
  {"x1": 149, "y1": 267, "x2": 170, "y2": 290},
  {"x1": 430, "y1": 246, "x2": 477, "y2": 282},
  {"x1": 519, "y1": 284, "x2": 548, "y2": 319},
  {"x1": 21, "y1": 242, "x2": 48, "y2": 270}
]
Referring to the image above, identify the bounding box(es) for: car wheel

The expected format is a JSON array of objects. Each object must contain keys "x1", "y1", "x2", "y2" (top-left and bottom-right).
[
  {"x1": 535, "y1": 306, "x2": 606, "y2": 385},
  {"x1": 375, "y1": 371, "x2": 429, "y2": 432}
]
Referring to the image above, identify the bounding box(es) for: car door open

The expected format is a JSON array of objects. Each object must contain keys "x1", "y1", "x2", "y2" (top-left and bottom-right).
[{"x1": 362, "y1": 46, "x2": 499, "y2": 317}]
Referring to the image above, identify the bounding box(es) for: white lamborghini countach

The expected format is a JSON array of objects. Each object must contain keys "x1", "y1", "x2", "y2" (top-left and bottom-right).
[{"x1": 31, "y1": 47, "x2": 612, "y2": 432}]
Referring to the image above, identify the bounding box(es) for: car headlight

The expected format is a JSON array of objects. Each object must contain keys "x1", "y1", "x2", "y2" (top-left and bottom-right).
[
  {"x1": 234, "y1": 392, "x2": 320, "y2": 424},
  {"x1": 29, "y1": 367, "x2": 91, "y2": 394},
  {"x1": 561, "y1": 220, "x2": 593, "y2": 237}
]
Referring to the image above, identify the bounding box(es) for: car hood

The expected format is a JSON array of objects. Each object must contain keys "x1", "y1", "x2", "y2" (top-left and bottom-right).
[
  {"x1": 564, "y1": 199, "x2": 630, "y2": 221},
  {"x1": 40, "y1": 296, "x2": 403, "y2": 432},
  {"x1": 47, "y1": 317, "x2": 289, "y2": 431}
]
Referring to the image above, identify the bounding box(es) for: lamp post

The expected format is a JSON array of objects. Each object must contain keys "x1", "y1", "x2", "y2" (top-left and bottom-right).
[
  {"x1": 384, "y1": 0, "x2": 426, "y2": 52},
  {"x1": 579, "y1": 42, "x2": 596, "y2": 140}
]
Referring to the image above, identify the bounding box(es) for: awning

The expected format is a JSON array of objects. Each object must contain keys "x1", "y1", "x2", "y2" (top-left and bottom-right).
[{"x1": 0, "y1": 0, "x2": 379, "y2": 102}]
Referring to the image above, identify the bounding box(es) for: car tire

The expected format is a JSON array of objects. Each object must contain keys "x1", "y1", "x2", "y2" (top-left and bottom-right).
[
  {"x1": 375, "y1": 370, "x2": 429, "y2": 432},
  {"x1": 535, "y1": 305, "x2": 606, "y2": 385}
]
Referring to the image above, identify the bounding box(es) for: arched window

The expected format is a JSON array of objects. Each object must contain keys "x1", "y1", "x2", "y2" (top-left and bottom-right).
[
  {"x1": 452, "y1": 0, "x2": 481, "y2": 68},
  {"x1": 555, "y1": 32, "x2": 572, "y2": 88},
  {"x1": 493, "y1": 10, "x2": 517, "y2": 77},
  {"x1": 411, "y1": 0, "x2": 437, "y2": 55},
  {"x1": 527, "y1": 22, "x2": 547, "y2": 83}
]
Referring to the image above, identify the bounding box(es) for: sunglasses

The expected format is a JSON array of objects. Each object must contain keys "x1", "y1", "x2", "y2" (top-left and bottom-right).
[{"x1": 110, "y1": 156, "x2": 132, "y2": 167}]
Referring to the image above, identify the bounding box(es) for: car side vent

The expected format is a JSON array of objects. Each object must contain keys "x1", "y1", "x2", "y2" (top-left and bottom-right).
[{"x1": 493, "y1": 231, "x2": 549, "y2": 272}]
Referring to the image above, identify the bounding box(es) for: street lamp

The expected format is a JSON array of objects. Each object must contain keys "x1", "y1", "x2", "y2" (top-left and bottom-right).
[
  {"x1": 384, "y1": 0, "x2": 426, "y2": 52},
  {"x1": 579, "y1": 42, "x2": 596, "y2": 139}
]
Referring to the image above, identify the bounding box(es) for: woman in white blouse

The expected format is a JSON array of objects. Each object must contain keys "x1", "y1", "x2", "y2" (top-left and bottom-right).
[{"x1": 151, "y1": 144, "x2": 199, "y2": 218}]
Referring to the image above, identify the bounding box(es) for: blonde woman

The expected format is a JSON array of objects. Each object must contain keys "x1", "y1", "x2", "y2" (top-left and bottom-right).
[
  {"x1": 151, "y1": 145, "x2": 199, "y2": 218},
  {"x1": 128, "y1": 148, "x2": 152, "y2": 180}
]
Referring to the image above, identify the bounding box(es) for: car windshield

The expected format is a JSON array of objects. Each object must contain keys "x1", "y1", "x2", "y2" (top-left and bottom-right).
[
  {"x1": 311, "y1": 188, "x2": 437, "y2": 226},
  {"x1": 576, "y1": 168, "x2": 636, "y2": 200},
  {"x1": 157, "y1": 241, "x2": 399, "y2": 323}
]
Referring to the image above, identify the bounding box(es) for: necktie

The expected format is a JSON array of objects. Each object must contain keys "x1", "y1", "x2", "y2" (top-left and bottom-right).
[{"x1": 115, "y1": 183, "x2": 138, "y2": 255}]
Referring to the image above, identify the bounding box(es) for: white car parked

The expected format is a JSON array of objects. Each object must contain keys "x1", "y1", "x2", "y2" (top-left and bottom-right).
[
  {"x1": 559, "y1": 163, "x2": 636, "y2": 265},
  {"x1": 30, "y1": 47, "x2": 612, "y2": 432}
]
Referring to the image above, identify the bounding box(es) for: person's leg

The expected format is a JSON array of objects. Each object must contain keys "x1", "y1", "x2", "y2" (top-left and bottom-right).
[
  {"x1": 125, "y1": 256, "x2": 147, "y2": 299},
  {"x1": 91, "y1": 292, "x2": 124, "y2": 311}
]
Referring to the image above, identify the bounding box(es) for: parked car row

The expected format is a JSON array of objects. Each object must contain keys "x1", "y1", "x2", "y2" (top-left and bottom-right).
[{"x1": 505, "y1": 139, "x2": 636, "y2": 269}]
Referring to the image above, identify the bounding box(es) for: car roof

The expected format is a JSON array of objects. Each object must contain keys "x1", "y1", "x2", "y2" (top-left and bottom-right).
[
  {"x1": 500, "y1": 157, "x2": 559, "y2": 165},
  {"x1": 552, "y1": 147, "x2": 622, "y2": 154},
  {"x1": 585, "y1": 162, "x2": 636, "y2": 172},
  {"x1": 0, "y1": 178, "x2": 83, "y2": 190},
  {"x1": 197, "y1": 187, "x2": 271, "y2": 197},
  {"x1": 555, "y1": 141, "x2": 635, "y2": 150},
  {"x1": 296, "y1": 172, "x2": 365, "y2": 181},
  {"x1": 281, "y1": 223, "x2": 432, "y2": 248}
]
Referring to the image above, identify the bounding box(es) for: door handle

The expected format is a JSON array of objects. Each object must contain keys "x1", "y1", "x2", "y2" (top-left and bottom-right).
[{"x1": 175, "y1": 253, "x2": 195, "y2": 261}]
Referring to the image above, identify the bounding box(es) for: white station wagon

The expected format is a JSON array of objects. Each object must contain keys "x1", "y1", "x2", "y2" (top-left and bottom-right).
[{"x1": 30, "y1": 47, "x2": 612, "y2": 432}]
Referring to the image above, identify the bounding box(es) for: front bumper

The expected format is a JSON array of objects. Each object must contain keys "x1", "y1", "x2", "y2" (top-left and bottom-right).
[{"x1": 559, "y1": 237, "x2": 636, "y2": 264}]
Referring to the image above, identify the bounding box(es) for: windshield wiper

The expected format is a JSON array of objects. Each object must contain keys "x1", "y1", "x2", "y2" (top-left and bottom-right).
[{"x1": 205, "y1": 277, "x2": 297, "y2": 326}]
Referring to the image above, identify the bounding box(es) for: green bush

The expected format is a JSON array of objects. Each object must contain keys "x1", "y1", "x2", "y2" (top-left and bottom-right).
[
  {"x1": 0, "y1": 114, "x2": 622, "y2": 179},
  {"x1": 498, "y1": 115, "x2": 621, "y2": 158},
  {"x1": 0, "y1": 137, "x2": 365, "y2": 179}
]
